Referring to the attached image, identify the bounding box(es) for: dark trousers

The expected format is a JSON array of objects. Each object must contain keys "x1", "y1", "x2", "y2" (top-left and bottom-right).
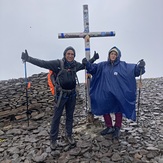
[{"x1": 50, "y1": 92, "x2": 76, "y2": 142}]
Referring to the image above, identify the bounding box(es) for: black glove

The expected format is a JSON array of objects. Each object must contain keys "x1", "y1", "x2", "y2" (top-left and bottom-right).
[
  {"x1": 82, "y1": 58, "x2": 88, "y2": 66},
  {"x1": 21, "y1": 50, "x2": 29, "y2": 62},
  {"x1": 137, "y1": 59, "x2": 146, "y2": 68},
  {"x1": 93, "y1": 51, "x2": 99, "y2": 60}
]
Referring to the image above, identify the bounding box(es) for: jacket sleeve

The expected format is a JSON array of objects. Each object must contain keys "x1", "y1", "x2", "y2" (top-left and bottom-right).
[
  {"x1": 75, "y1": 57, "x2": 98, "y2": 72},
  {"x1": 134, "y1": 65, "x2": 145, "y2": 77},
  {"x1": 86, "y1": 62, "x2": 98, "y2": 75},
  {"x1": 74, "y1": 61, "x2": 85, "y2": 72},
  {"x1": 28, "y1": 56, "x2": 59, "y2": 72}
]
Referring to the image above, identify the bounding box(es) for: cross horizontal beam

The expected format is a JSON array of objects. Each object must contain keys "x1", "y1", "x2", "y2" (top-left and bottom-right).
[{"x1": 58, "y1": 31, "x2": 115, "y2": 39}]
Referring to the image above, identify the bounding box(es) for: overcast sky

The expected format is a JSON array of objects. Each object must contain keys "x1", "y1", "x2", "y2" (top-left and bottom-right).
[{"x1": 0, "y1": 0, "x2": 163, "y2": 83}]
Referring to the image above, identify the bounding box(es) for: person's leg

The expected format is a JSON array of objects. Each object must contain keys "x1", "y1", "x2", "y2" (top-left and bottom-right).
[
  {"x1": 65, "y1": 94, "x2": 76, "y2": 145},
  {"x1": 103, "y1": 114, "x2": 113, "y2": 127},
  {"x1": 114, "y1": 112, "x2": 122, "y2": 128},
  {"x1": 50, "y1": 97, "x2": 67, "y2": 148},
  {"x1": 101, "y1": 114, "x2": 115, "y2": 135},
  {"x1": 112, "y1": 112, "x2": 122, "y2": 139}
]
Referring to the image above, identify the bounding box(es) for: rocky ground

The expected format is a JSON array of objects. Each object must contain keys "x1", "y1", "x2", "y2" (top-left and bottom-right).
[{"x1": 0, "y1": 74, "x2": 163, "y2": 163}]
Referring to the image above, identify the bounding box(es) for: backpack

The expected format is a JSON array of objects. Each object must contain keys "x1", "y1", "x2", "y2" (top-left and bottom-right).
[
  {"x1": 47, "y1": 59, "x2": 79, "y2": 96},
  {"x1": 47, "y1": 70, "x2": 56, "y2": 95}
]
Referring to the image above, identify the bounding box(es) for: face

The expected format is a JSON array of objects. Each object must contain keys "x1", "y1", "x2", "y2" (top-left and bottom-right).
[
  {"x1": 109, "y1": 51, "x2": 117, "y2": 62},
  {"x1": 65, "y1": 50, "x2": 75, "y2": 62}
]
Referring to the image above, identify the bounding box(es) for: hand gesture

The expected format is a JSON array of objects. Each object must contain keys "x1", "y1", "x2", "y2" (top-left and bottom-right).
[
  {"x1": 21, "y1": 50, "x2": 29, "y2": 62},
  {"x1": 138, "y1": 59, "x2": 145, "y2": 68},
  {"x1": 93, "y1": 51, "x2": 99, "y2": 60},
  {"x1": 82, "y1": 58, "x2": 88, "y2": 66}
]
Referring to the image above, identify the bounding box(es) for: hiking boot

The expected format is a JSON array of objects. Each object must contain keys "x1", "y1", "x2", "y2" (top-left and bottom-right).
[
  {"x1": 66, "y1": 136, "x2": 76, "y2": 146},
  {"x1": 50, "y1": 141, "x2": 57, "y2": 150},
  {"x1": 100, "y1": 127, "x2": 115, "y2": 135},
  {"x1": 112, "y1": 127, "x2": 120, "y2": 139}
]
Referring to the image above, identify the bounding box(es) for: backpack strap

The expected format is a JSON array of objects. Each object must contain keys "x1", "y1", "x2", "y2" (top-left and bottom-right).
[
  {"x1": 55, "y1": 59, "x2": 64, "y2": 107},
  {"x1": 73, "y1": 61, "x2": 79, "y2": 86},
  {"x1": 55, "y1": 59, "x2": 64, "y2": 88},
  {"x1": 59, "y1": 59, "x2": 64, "y2": 70}
]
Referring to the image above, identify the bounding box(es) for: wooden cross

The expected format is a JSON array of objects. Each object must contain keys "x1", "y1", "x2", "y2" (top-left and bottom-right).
[{"x1": 58, "y1": 4, "x2": 115, "y2": 119}]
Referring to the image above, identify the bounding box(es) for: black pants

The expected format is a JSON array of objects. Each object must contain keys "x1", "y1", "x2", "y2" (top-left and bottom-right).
[{"x1": 50, "y1": 91, "x2": 76, "y2": 142}]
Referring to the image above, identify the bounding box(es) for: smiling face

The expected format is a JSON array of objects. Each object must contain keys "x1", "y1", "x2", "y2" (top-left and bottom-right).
[
  {"x1": 65, "y1": 50, "x2": 75, "y2": 62},
  {"x1": 109, "y1": 51, "x2": 118, "y2": 62}
]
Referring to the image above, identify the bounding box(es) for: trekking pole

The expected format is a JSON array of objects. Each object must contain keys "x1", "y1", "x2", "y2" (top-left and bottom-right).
[
  {"x1": 24, "y1": 61, "x2": 30, "y2": 126},
  {"x1": 137, "y1": 68, "x2": 142, "y2": 126},
  {"x1": 85, "y1": 72, "x2": 88, "y2": 114}
]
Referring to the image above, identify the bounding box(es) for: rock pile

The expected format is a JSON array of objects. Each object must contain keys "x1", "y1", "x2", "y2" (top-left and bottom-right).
[{"x1": 0, "y1": 73, "x2": 163, "y2": 163}]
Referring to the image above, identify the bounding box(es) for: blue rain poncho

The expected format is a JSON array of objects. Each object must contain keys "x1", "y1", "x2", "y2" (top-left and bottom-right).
[{"x1": 86, "y1": 47, "x2": 145, "y2": 121}]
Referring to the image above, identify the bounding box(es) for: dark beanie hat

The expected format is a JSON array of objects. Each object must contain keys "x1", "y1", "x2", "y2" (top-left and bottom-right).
[{"x1": 63, "y1": 46, "x2": 76, "y2": 57}]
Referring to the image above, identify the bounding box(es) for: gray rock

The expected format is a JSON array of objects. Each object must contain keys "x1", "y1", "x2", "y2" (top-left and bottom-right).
[
  {"x1": 0, "y1": 74, "x2": 162, "y2": 162},
  {"x1": 32, "y1": 152, "x2": 47, "y2": 162}
]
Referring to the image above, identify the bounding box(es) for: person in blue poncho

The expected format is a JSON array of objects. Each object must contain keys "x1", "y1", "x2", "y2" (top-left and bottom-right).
[{"x1": 82, "y1": 46, "x2": 146, "y2": 139}]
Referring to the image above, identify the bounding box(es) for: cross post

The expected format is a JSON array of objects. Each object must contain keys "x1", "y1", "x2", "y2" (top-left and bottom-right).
[{"x1": 58, "y1": 5, "x2": 115, "y2": 121}]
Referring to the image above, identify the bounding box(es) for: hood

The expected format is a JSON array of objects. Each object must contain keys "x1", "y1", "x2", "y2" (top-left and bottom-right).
[{"x1": 108, "y1": 46, "x2": 121, "y2": 64}]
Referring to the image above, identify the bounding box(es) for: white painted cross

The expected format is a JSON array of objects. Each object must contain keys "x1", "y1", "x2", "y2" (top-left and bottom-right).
[{"x1": 58, "y1": 4, "x2": 115, "y2": 115}]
